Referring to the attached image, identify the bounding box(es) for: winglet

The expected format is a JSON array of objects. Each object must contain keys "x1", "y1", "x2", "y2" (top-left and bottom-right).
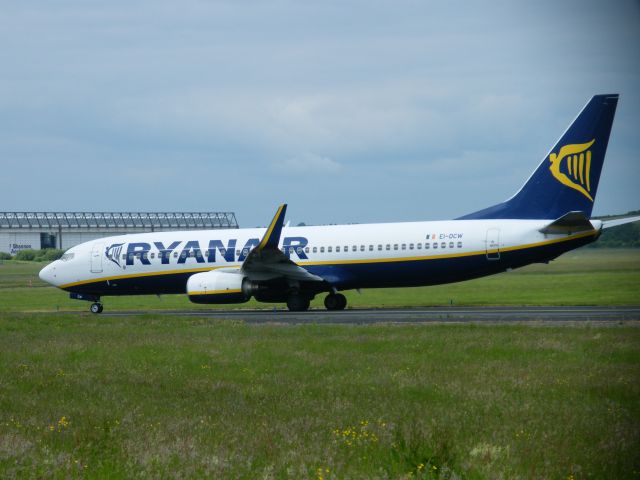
[{"x1": 258, "y1": 204, "x2": 287, "y2": 251}]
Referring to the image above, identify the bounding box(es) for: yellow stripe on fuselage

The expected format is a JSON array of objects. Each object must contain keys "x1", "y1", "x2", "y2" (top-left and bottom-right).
[
  {"x1": 188, "y1": 289, "x2": 242, "y2": 296},
  {"x1": 60, "y1": 229, "x2": 597, "y2": 290}
]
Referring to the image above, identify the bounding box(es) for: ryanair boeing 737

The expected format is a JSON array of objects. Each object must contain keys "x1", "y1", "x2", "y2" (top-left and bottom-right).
[{"x1": 39, "y1": 94, "x2": 639, "y2": 313}]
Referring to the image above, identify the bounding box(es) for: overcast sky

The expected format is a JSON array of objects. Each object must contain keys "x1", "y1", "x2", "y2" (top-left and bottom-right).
[{"x1": 1, "y1": 0, "x2": 638, "y2": 227}]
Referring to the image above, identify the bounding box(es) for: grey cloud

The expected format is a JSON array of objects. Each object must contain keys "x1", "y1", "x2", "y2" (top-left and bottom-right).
[{"x1": 0, "y1": 0, "x2": 638, "y2": 226}]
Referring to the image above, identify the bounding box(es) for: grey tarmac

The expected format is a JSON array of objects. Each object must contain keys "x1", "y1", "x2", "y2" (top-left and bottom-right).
[{"x1": 102, "y1": 305, "x2": 640, "y2": 324}]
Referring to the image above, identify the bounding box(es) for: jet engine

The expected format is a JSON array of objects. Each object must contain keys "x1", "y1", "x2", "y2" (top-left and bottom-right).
[{"x1": 187, "y1": 270, "x2": 250, "y2": 304}]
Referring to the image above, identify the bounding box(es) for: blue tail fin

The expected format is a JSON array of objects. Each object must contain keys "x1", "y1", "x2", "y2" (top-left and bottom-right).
[{"x1": 459, "y1": 94, "x2": 618, "y2": 220}]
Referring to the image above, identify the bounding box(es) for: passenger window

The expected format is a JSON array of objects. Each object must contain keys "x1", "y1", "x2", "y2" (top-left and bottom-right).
[
  {"x1": 344, "y1": 246, "x2": 348, "y2": 252},
  {"x1": 433, "y1": 243, "x2": 438, "y2": 249},
  {"x1": 352, "y1": 246, "x2": 357, "y2": 252},
  {"x1": 150, "y1": 252, "x2": 155, "y2": 259},
  {"x1": 394, "y1": 244, "x2": 398, "y2": 250},
  {"x1": 441, "y1": 242, "x2": 446, "y2": 249},
  {"x1": 236, "y1": 250, "x2": 241, "y2": 257},
  {"x1": 409, "y1": 243, "x2": 414, "y2": 250},
  {"x1": 328, "y1": 246, "x2": 332, "y2": 253},
  {"x1": 244, "y1": 249, "x2": 250, "y2": 256},
  {"x1": 449, "y1": 242, "x2": 454, "y2": 248},
  {"x1": 180, "y1": 252, "x2": 187, "y2": 259},
  {"x1": 336, "y1": 246, "x2": 340, "y2": 253},
  {"x1": 401, "y1": 244, "x2": 406, "y2": 250},
  {"x1": 378, "y1": 244, "x2": 382, "y2": 251},
  {"x1": 457, "y1": 241, "x2": 462, "y2": 248},
  {"x1": 386, "y1": 244, "x2": 390, "y2": 250},
  {"x1": 320, "y1": 247, "x2": 325, "y2": 253},
  {"x1": 173, "y1": 252, "x2": 178, "y2": 258},
  {"x1": 417, "y1": 243, "x2": 422, "y2": 249},
  {"x1": 360, "y1": 245, "x2": 365, "y2": 252},
  {"x1": 369, "y1": 245, "x2": 373, "y2": 251},
  {"x1": 122, "y1": 254, "x2": 126, "y2": 260},
  {"x1": 305, "y1": 247, "x2": 309, "y2": 253},
  {"x1": 425, "y1": 243, "x2": 430, "y2": 249}
]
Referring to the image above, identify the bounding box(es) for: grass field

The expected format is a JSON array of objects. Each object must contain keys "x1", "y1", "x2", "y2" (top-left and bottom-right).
[
  {"x1": 0, "y1": 249, "x2": 639, "y2": 478},
  {"x1": 0, "y1": 316, "x2": 639, "y2": 478},
  {"x1": 0, "y1": 248, "x2": 639, "y2": 312}
]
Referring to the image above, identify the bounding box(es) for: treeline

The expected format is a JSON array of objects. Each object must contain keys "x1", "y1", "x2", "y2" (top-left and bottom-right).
[
  {"x1": 0, "y1": 249, "x2": 64, "y2": 261},
  {"x1": 589, "y1": 210, "x2": 640, "y2": 248}
]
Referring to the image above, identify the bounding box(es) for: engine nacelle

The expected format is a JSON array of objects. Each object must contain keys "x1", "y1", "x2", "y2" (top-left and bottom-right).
[{"x1": 187, "y1": 270, "x2": 250, "y2": 304}]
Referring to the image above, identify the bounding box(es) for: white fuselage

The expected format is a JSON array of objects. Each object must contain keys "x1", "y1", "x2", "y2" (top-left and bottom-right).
[{"x1": 39, "y1": 219, "x2": 601, "y2": 293}]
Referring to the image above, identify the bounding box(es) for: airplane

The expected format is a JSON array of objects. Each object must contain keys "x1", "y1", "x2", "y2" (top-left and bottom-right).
[{"x1": 39, "y1": 94, "x2": 639, "y2": 313}]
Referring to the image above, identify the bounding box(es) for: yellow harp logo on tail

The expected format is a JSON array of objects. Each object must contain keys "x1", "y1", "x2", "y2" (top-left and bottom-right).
[{"x1": 548, "y1": 139, "x2": 595, "y2": 201}]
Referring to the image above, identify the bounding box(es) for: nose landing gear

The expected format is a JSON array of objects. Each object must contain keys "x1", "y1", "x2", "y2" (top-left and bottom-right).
[
  {"x1": 69, "y1": 293, "x2": 104, "y2": 313},
  {"x1": 90, "y1": 302, "x2": 104, "y2": 314}
]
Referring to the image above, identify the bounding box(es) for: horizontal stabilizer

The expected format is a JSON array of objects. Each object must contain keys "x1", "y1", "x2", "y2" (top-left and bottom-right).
[
  {"x1": 602, "y1": 215, "x2": 640, "y2": 229},
  {"x1": 539, "y1": 211, "x2": 594, "y2": 234}
]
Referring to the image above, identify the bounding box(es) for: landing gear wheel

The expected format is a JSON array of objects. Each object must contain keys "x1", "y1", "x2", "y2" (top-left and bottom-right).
[
  {"x1": 90, "y1": 303, "x2": 103, "y2": 314},
  {"x1": 286, "y1": 294, "x2": 310, "y2": 312},
  {"x1": 324, "y1": 293, "x2": 347, "y2": 311}
]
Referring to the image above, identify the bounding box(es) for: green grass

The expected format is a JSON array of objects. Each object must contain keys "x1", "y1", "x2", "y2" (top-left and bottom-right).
[
  {"x1": 1, "y1": 249, "x2": 639, "y2": 478},
  {"x1": 0, "y1": 315, "x2": 638, "y2": 478},
  {"x1": 1, "y1": 249, "x2": 638, "y2": 312}
]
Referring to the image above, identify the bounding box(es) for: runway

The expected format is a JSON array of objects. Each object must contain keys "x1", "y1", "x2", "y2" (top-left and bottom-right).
[{"x1": 104, "y1": 305, "x2": 640, "y2": 324}]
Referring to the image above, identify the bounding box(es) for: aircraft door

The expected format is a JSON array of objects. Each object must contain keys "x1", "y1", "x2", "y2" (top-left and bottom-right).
[
  {"x1": 485, "y1": 228, "x2": 500, "y2": 260},
  {"x1": 90, "y1": 243, "x2": 104, "y2": 273}
]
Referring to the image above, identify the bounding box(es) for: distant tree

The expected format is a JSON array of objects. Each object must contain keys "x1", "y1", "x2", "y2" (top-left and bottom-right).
[
  {"x1": 0, "y1": 252, "x2": 12, "y2": 260},
  {"x1": 13, "y1": 249, "x2": 64, "y2": 261},
  {"x1": 39, "y1": 249, "x2": 64, "y2": 261},
  {"x1": 590, "y1": 210, "x2": 640, "y2": 248},
  {"x1": 15, "y1": 249, "x2": 37, "y2": 261}
]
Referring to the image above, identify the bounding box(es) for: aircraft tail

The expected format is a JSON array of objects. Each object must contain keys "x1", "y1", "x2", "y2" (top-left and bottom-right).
[{"x1": 459, "y1": 94, "x2": 619, "y2": 220}]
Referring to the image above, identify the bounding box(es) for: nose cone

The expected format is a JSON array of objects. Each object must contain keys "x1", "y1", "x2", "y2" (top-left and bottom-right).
[{"x1": 39, "y1": 262, "x2": 57, "y2": 286}]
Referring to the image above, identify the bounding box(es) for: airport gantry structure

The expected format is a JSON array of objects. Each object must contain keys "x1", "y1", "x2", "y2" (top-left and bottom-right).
[{"x1": 0, "y1": 212, "x2": 239, "y2": 254}]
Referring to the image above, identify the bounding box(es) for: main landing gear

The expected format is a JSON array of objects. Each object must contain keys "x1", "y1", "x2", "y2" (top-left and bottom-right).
[
  {"x1": 286, "y1": 294, "x2": 311, "y2": 312},
  {"x1": 285, "y1": 292, "x2": 347, "y2": 312},
  {"x1": 90, "y1": 302, "x2": 104, "y2": 314},
  {"x1": 324, "y1": 293, "x2": 347, "y2": 311}
]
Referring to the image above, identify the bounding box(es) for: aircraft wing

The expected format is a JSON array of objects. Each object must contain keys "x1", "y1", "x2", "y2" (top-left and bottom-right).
[
  {"x1": 240, "y1": 204, "x2": 324, "y2": 282},
  {"x1": 601, "y1": 215, "x2": 640, "y2": 229}
]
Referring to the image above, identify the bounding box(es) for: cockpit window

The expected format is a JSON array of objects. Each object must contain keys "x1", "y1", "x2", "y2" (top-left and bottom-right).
[{"x1": 60, "y1": 252, "x2": 75, "y2": 261}]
